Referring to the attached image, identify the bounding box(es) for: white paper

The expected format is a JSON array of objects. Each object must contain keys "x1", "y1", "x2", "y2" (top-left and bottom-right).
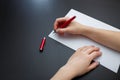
[{"x1": 48, "y1": 9, "x2": 120, "y2": 73}]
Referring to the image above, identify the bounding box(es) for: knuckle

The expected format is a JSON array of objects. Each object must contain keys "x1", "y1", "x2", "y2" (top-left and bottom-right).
[
  {"x1": 86, "y1": 56, "x2": 91, "y2": 60},
  {"x1": 77, "y1": 48, "x2": 81, "y2": 51},
  {"x1": 56, "y1": 18, "x2": 59, "y2": 21},
  {"x1": 90, "y1": 47, "x2": 98, "y2": 51},
  {"x1": 93, "y1": 51, "x2": 99, "y2": 55},
  {"x1": 82, "y1": 46, "x2": 88, "y2": 49},
  {"x1": 87, "y1": 55, "x2": 91, "y2": 59}
]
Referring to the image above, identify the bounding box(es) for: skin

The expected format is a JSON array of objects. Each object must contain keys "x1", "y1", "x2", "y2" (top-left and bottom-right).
[
  {"x1": 51, "y1": 17, "x2": 120, "y2": 80},
  {"x1": 54, "y1": 17, "x2": 120, "y2": 52},
  {"x1": 51, "y1": 46, "x2": 101, "y2": 80}
]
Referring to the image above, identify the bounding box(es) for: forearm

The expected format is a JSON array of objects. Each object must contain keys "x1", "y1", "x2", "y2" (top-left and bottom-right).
[
  {"x1": 50, "y1": 46, "x2": 101, "y2": 80},
  {"x1": 51, "y1": 66, "x2": 75, "y2": 80},
  {"x1": 81, "y1": 26, "x2": 120, "y2": 52}
]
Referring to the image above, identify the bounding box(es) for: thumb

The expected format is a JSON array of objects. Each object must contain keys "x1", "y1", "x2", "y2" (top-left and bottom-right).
[{"x1": 56, "y1": 28, "x2": 68, "y2": 34}]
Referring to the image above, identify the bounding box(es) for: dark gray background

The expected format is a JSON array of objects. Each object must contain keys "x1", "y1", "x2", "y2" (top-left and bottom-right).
[{"x1": 0, "y1": 0, "x2": 120, "y2": 80}]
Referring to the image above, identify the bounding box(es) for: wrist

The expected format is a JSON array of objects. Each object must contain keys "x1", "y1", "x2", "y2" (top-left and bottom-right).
[
  {"x1": 60, "y1": 65, "x2": 76, "y2": 80},
  {"x1": 51, "y1": 65, "x2": 75, "y2": 80},
  {"x1": 80, "y1": 25, "x2": 94, "y2": 37},
  {"x1": 61, "y1": 64, "x2": 77, "y2": 80}
]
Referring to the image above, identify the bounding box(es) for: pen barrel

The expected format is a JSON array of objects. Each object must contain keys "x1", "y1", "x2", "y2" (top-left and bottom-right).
[
  {"x1": 60, "y1": 16, "x2": 76, "y2": 28},
  {"x1": 40, "y1": 37, "x2": 46, "y2": 51}
]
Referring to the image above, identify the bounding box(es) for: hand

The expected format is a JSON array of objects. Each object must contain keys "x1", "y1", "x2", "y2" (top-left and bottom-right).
[
  {"x1": 51, "y1": 46, "x2": 102, "y2": 80},
  {"x1": 54, "y1": 17, "x2": 88, "y2": 35},
  {"x1": 64, "y1": 46, "x2": 101, "y2": 78}
]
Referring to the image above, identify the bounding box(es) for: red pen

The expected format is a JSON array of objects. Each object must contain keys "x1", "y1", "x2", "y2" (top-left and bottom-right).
[
  {"x1": 39, "y1": 37, "x2": 46, "y2": 52},
  {"x1": 59, "y1": 16, "x2": 76, "y2": 28}
]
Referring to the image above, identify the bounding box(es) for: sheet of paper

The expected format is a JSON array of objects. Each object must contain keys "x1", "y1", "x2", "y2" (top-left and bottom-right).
[{"x1": 48, "y1": 9, "x2": 120, "y2": 73}]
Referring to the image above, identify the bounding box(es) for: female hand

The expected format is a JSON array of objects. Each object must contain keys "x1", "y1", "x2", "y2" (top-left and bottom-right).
[
  {"x1": 54, "y1": 17, "x2": 88, "y2": 35},
  {"x1": 51, "y1": 46, "x2": 102, "y2": 80},
  {"x1": 63, "y1": 46, "x2": 101, "y2": 78}
]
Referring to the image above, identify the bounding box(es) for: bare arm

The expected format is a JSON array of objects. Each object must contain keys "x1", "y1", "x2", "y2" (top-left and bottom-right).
[
  {"x1": 82, "y1": 26, "x2": 120, "y2": 52},
  {"x1": 51, "y1": 17, "x2": 120, "y2": 80},
  {"x1": 51, "y1": 46, "x2": 101, "y2": 80},
  {"x1": 54, "y1": 17, "x2": 120, "y2": 52}
]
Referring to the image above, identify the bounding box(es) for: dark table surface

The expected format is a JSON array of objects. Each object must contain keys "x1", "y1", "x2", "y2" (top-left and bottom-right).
[{"x1": 0, "y1": 0, "x2": 120, "y2": 80}]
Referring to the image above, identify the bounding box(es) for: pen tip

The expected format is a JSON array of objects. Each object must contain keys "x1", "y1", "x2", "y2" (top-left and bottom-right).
[
  {"x1": 54, "y1": 29, "x2": 56, "y2": 33},
  {"x1": 74, "y1": 16, "x2": 76, "y2": 18}
]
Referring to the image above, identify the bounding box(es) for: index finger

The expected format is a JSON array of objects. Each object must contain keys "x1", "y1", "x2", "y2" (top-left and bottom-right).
[{"x1": 54, "y1": 17, "x2": 68, "y2": 30}]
